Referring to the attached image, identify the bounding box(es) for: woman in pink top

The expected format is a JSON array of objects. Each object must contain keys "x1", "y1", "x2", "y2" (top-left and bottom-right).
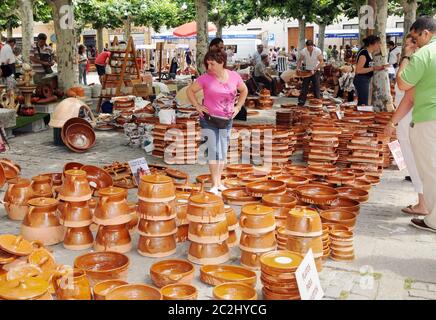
[{"x1": 187, "y1": 49, "x2": 248, "y2": 195}]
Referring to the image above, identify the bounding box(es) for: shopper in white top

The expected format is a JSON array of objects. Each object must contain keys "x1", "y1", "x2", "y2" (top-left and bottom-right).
[
  {"x1": 252, "y1": 44, "x2": 266, "y2": 65},
  {"x1": 0, "y1": 38, "x2": 17, "y2": 75},
  {"x1": 387, "y1": 40, "x2": 401, "y2": 81},
  {"x1": 297, "y1": 40, "x2": 324, "y2": 106}
]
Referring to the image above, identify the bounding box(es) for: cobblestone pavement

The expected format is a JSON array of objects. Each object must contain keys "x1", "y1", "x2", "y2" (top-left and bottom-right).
[{"x1": 1, "y1": 100, "x2": 436, "y2": 300}]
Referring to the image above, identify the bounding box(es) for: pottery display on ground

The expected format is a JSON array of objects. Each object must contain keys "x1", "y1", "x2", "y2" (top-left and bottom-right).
[
  {"x1": 150, "y1": 259, "x2": 195, "y2": 288},
  {"x1": 221, "y1": 187, "x2": 259, "y2": 206},
  {"x1": 320, "y1": 209, "x2": 357, "y2": 230},
  {"x1": 200, "y1": 265, "x2": 257, "y2": 287},
  {"x1": 295, "y1": 184, "x2": 338, "y2": 206},
  {"x1": 59, "y1": 170, "x2": 92, "y2": 202},
  {"x1": 105, "y1": 284, "x2": 162, "y2": 300},
  {"x1": 93, "y1": 279, "x2": 128, "y2": 300},
  {"x1": 246, "y1": 180, "x2": 287, "y2": 198},
  {"x1": 329, "y1": 230, "x2": 355, "y2": 262}
]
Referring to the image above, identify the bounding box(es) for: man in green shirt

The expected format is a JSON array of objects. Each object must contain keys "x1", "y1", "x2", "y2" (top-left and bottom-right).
[{"x1": 395, "y1": 16, "x2": 436, "y2": 232}]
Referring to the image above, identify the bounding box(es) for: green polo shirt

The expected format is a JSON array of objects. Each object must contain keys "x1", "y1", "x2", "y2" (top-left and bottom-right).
[{"x1": 400, "y1": 36, "x2": 436, "y2": 123}]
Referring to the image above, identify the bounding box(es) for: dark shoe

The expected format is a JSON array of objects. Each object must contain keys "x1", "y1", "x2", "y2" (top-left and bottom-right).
[
  {"x1": 405, "y1": 176, "x2": 412, "y2": 182},
  {"x1": 410, "y1": 219, "x2": 436, "y2": 233}
]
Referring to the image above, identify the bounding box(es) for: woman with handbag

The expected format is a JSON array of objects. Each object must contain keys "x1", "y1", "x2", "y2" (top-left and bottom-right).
[
  {"x1": 187, "y1": 49, "x2": 248, "y2": 195},
  {"x1": 77, "y1": 45, "x2": 88, "y2": 85}
]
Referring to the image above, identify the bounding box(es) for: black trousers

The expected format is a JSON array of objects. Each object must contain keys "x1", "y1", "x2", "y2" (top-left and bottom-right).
[
  {"x1": 298, "y1": 71, "x2": 321, "y2": 105},
  {"x1": 254, "y1": 76, "x2": 273, "y2": 93}
]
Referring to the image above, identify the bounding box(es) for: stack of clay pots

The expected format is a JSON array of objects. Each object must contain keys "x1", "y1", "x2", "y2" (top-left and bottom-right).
[
  {"x1": 347, "y1": 132, "x2": 386, "y2": 176},
  {"x1": 336, "y1": 123, "x2": 357, "y2": 168},
  {"x1": 59, "y1": 170, "x2": 94, "y2": 250},
  {"x1": 260, "y1": 250, "x2": 302, "y2": 300},
  {"x1": 93, "y1": 186, "x2": 132, "y2": 253},
  {"x1": 3, "y1": 178, "x2": 34, "y2": 221},
  {"x1": 225, "y1": 205, "x2": 239, "y2": 248},
  {"x1": 307, "y1": 125, "x2": 341, "y2": 166},
  {"x1": 321, "y1": 225, "x2": 330, "y2": 260},
  {"x1": 187, "y1": 192, "x2": 229, "y2": 265},
  {"x1": 258, "y1": 89, "x2": 273, "y2": 109},
  {"x1": 137, "y1": 174, "x2": 177, "y2": 257},
  {"x1": 329, "y1": 230, "x2": 355, "y2": 262},
  {"x1": 239, "y1": 204, "x2": 276, "y2": 270},
  {"x1": 175, "y1": 193, "x2": 189, "y2": 243},
  {"x1": 227, "y1": 126, "x2": 251, "y2": 164},
  {"x1": 262, "y1": 194, "x2": 297, "y2": 234}
]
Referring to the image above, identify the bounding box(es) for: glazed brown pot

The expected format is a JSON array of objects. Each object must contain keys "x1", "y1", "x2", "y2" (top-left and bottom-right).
[
  {"x1": 274, "y1": 175, "x2": 309, "y2": 189},
  {"x1": 63, "y1": 162, "x2": 84, "y2": 173},
  {"x1": 187, "y1": 193, "x2": 225, "y2": 223},
  {"x1": 94, "y1": 224, "x2": 132, "y2": 253},
  {"x1": 295, "y1": 184, "x2": 338, "y2": 206},
  {"x1": 137, "y1": 199, "x2": 176, "y2": 221},
  {"x1": 138, "y1": 219, "x2": 177, "y2": 237},
  {"x1": 21, "y1": 197, "x2": 64, "y2": 246},
  {"x1": 240, "y1": 250, "x2": 263, "y2": 270},
  {"x1": 59, "y1": 201, "x2": 92, "y2": 227},
  {"x1": 246, "y1": 180, "x2": 287, "y2": 198},
  {"x1": 161, "y1": 284, "x2": 198, "y2": 300},
  {"x1": 188, "y1": 242, "x2": 229, "y2": 265},
  {"x1": 138, "y1": 174, "x2": 176, "y2": 202},
  {"x1": 4, "y1": 178, "x2": 34, "y2": 220},
  {"x1": 237, "y1": 172, "x2": 269, "y2": 185},
  {"x1": 335, "y1": 187, "x2": 369, "y2": 202},
  {"x1": 262, "y1": 194, "x2": 297, "y2": 217},
  {"x1": 150, "y1": 259, "x2": 195, "y2": 288},
  {"x1": 286, "y1": 207, "x2": 322, "y2": 237},
  {"x1": 226, "y1": 164, "x2": 253, "y2": 174},
  {"x1": 175, "y1": 198, "x2": 188, "y2": 223},
  {"x1": 74, "y1": 252, "x2": 130, "y2": 287},
  {"x1": 318, "y1": 197, "x2": 360, "y2": 214},
  {"x1": 93, "y1": 280, "x2": 128, "y2": 300},
  {"x1": 137, "y1": 235, "x2": 176, "y2": 258},
  {"x1": 320, "y1": 209, "x2": 357, "y2": 230},
  {"x1": 59, "y1": 170, "x2": 92, "y2": 202},
  {"x1": 0, "y1": 159, "x2": 20, "y2": 181},
  {"x1": 213, "y1": 282, "x2": 257, "y2": 300},
  {"x1": 286, "y1": 235, "x2": 323, "y2": 258},
  {"x1": 93, "y1": 187, "x2": 131, "y2": 225},
  {"x1": 225, "y1": 206, "x2": 238, "y2": 230},
  {"x1": 239, "y1": 231, "x2": 277, "y2": 253},
  {"x1": 63, "y1": 226, "x2": 94, "y2": 250},
  {"x1": 239, "y1": 204, "x2": 275, "y2": 234},
  {"x1": 81, "y1": 165, "x2": 113, "y2": 190},
  {"x1": 176, "y1": 224, "x2": 189, "y2": 243},
  {"x1": 105, "y1": 284, "x2": 162, "y2": 300},
  {"x1": 188, "y1": 220, "x2": 229, "y2": 244},
  {"x1": 52, "y1": 269, "x2": 92, "y2": 300},
  {"x1": 222, "y1": 187, "x2": 259, "y2": 206},
  {"x1": 31, "y1": 175, "x2": 53, "y2": 198}
]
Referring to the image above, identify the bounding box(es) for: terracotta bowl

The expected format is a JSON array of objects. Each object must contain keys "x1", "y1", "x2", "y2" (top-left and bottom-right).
[
  {"x1": 246, "y1": 180, "x2": 286, "y2": 198},
  {"x1": 222, "y1": 188, "x2": 258, "y2": 206},
  {"x1": 61, "y1": 118, "x2": 92, "y2": 143},
  {"x1": 342, "y1": 168, "x2": 365, "y2": 178},
  {"x1": 150, "y1": 259, "x2": 195, "y2": 288},
  {"x1": 286, "y1": 235, "x2": 323, "y2": 258},
  {"x1": 326, "y1": 172, "x2": 355, "y2": 185},
  {"x1": 105, "y1": 284, "x2": 162, "y2": 300},
  {"x1": 336, "y1": 187, "x2": 369, "y2": 202},
  {"x1": 320, "y1": 209, "x2": 357, "y2": 230},
  {"x1": 345, "y1": 179, "x2": 372, "y2": 191},
  {"x1": 200, "y1": 265, "x2": 257, "y2": 287},
  {"x1": 0, "y1": 159, "x2": 20, "y2": 180},
  {"x1": 295, "y1": 184, "x2": 338, "y2": 206},
  {"x1": 93, "y1": 280, "x2": 128, "y2": 300},
  {"x1": 323, "y1": 223, "x2": 351, "y2": 232},
  {"x1": 137, "y1": 235, "x2": 176, "y2": 258},
  {"x1": 286, "y1": 207, "x2": 322, "y2": 237},
  {"x1": 64, "y1": 123, "x2": 96, "y2": 151},
  {"x1": 237, "y1": 172, "x2": 269, "y2": 185},
  {"x1": 274, "y1": 175, "x2": 309, "y2": 189},
  {"x1": 262, "y1": 194, "x2": 297, "y2": 209},
  {"x1": 213, "y1": 282, "x2": 257, "y2": 300},
  {"x1": 318, "y1": 197, "x2": 360, "y2": 214},
  {"x1": 226, "y1": 164, "x2": 253, "y2": 174},
  {"x1": 81, "y1": 165, "x2": 113, "y2": 190},
  {"x1": 358, "y1": 175, "x2": 380, "y2": 185},
  {"x1": 160, "y1": 283, "x2": 197, "y2": 300},
  {"x1": 260, "y1": 250, "x2": 303, "y2": 274},
  {"x1": 74, "y1": 251, "x2": 129, "y2": 287}
]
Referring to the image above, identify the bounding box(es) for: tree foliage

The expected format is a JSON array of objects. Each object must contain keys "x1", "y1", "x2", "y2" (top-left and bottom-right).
[{"x1": 0, "y1": 0, "x2": 52, "y2": 32}]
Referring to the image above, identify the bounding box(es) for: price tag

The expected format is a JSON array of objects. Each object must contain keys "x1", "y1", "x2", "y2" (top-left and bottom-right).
[
  {"x1": 388, "y1": 140, "x2": 407, "y2": 171},
  {"x1": 295, "y1": 249, "x2": 324, "y2": 300},
  {"x1": 128, "y1": 157, "x2": 150, "y2": 185},
  {"x1": 357, "y1": 105, "x2": 374, "y2": 112}
]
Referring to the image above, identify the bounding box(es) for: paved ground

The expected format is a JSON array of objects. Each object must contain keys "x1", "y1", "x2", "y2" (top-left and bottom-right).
[{"x1": 1, "y1": 96, "x2": 436, "y2": 300}]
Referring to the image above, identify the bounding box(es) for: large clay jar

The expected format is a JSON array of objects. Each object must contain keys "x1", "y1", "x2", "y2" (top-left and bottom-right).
[
  {"x1": 138, "y1": 219, "x2": 177, "y2": 237},
  {"x1": 286, "y1": 235, "x2": 324, "y2": 258},
  {"x1": 239, "y1": 204, "x2": 275, "y2": 234},
  {"x1": 21, "y1": 197, "x2": 64, "y2": 245},
  {"x1": 286, "y1": 207, "x2": 322, "y2": 237},
  {"x1": 31, "y1": 175, "x2": 54, "y2": 198},
  {"x1": 137, "y1": 199, "x2": 176, "y2": 221},
  {"x1": 188, "y1": 220, "x2": 229, "y2": 244},
  {"x1": 52, "y1": 269, "x2": 92, "y2": 300},
  {"x1": 187, "y1": 193, "x2": 225, "y2": 223},
  {"x1": 59, "y1": 201, "x2": 92, "y2": 228},
  {"x1": 59, "y1": 170, "x2": 92, "y2": 202},
  {"x1": 4, "y1": 178, "x2": 34, "y2": 221},
  {"x1": 239, "y1": 231, "x2": 277, "y2": 253},
  {"x1": 63, "y1": 226, "x2": 94, "y2": 250},
  {"x1": 93, "y1": 187, "x2": 131, "y2": 226},
  {"x1": 138, "y1": 174, "x2": 176, "y2": 202},
  {"x1": 94, "y1": 224, "x2": 132, "y2": 254},
  {"x1": 188, "y1": 242, "x2": 229, "y2": 265},
  {"x1": 137, "y1": 235, "x2": 176, "y2": 258}
]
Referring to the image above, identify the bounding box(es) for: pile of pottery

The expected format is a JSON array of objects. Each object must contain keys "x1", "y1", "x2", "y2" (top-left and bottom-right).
[
  {"x1": 225, "y1": 205, "x2": 239, "y2": 248},
  {"x1": 61, "y1": 117, "x2": 96, "y2": 153},
  {"x1": 260, "y1": 250, "x2": 302, "y2": 300},
  {"x1": 262, "y1": 193, "x2": 297, "y2": 232},
  {"x1": 187, "y1": 192, "x2": 229, "y2": 265},
  {"x1": 174, "y1": 193, "x2": 189, "y2": 243},
  {"x1": 137, "y1": 174, "x2": 177, "y2": 257},
  {"x1": 59, "y1": 170, "x2": 94, "y2": 250},
  {"x1": 252, "y1": 128, "x2": 294, "y2": 164},
  {"x1": 329, "y1": 230, "x2": 355, "y2": 262},
  {"x1": 4, "y1": 177, "x2": 33, "y2": 221},
  {"x1": 306, "y1": 125, "x2": 341, "y2": 166},
  {"x1": 258, "y1": 89, "x2": 273, "y2": 110},
  {"x1": 276, "y1": 110, "x2": 298, "y2": 127},
  {"x1": 239, "y1": 204, "x2": 276, "y2": 270},
  {"x1": 321, "y1": 225, "x2": 330, "y2": 260},
  {"x1": 227, "y1": 126, "x2": 251, "y2": 164}
]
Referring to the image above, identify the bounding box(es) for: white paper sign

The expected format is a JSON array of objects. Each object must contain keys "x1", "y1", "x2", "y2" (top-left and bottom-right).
[
  {"x1": 128, "y1": 157, "x2": 150, "y2": 185},
  {"x1": 357, "y1": 105, "x2": 374, "y2": 112},
  {"x1": 388, "y1": 140, "x2": 407, "y2": 171},
  {"x1": 295, "y1": 249, "x2": 324, "y2": 300}
]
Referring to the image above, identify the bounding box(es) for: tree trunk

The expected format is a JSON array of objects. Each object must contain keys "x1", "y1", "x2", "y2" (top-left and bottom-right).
[
  {"x1": 298, "y1": 18, "x2": 306, "y2": 51},
  {"x1": 317, "y1": 23, "x2": 326, "y2": 52},
  {"x1": 402, "y1": 0, "x2": 417, "y2": 41},
  {"x1": 18, "y1": 0, "x2": 35, "y2": 63},
  {"x1": 358, "y1": 1, "x2": 368, "y2": 45},
  {"x1": 7, "y1": 23, "x2": 13, "y2": 39},
  {"x1": 96, "y1": 27, "x2": 104, "y2": 54},
  {"x1": 48, "y1": 0, "x2": 77, "y2": 91},
  {"x1": 215, "y1": 19, "x2": 223, "y2": 39},
  {"x1": 371, "y1": 0, "x2": 393, "y2": 112},
  {"x1": 124, "y1": 17, "x2": 131, "y2": 42},
  {"x1": 195, "y1": 0, "x2": 208, "y2": 75}
]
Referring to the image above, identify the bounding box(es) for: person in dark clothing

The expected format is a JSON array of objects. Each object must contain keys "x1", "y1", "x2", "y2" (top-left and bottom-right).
[
  {"x1": 209, "y1": 38, "x2": 224, "y2": 51},
  {"x1": 169, "y1": 54, "x2": 180, "y2": 79}
]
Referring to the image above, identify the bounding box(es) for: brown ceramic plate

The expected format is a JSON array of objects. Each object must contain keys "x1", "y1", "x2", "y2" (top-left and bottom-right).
[
  {"x1": 320, "y1": 209, "x2": 357, "y2": 230},
  {"x1": 200, "y1": 265, "x2": 257, "y2": 287},
  {"x1": 295, "y1": 184, "x2": 338, "y2": 205},
  {"x1": 336, "y1": 187, "x2": 369, "y2": 202}
]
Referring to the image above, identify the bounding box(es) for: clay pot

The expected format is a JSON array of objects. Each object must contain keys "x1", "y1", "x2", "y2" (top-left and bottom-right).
[
  {"x1": 239, "y1": 231, "x2": 277, "y2": 252},
  {"x1": 320, "y1": 209, "x2": 357, "y2": 230},
  {"x1": 138, "y1": 174, "x2": 176, "y2": 202},
  {"x1": 81, "y1": 165, "x2": 113, "y2": 190},
  {"x1": 222, "y1": 187, "x2": 259, "y2": 206},
  {"x1": 240, "y1": 250, "x2": 263, "y2": 270},
  {"x1": 31, "y1": 175, "x2": 53, "y2": 198},
  {"x1": 227, "y1": 230, "x2": 238, "y2": 247},
  {"x1": 52, "y1": 269, "x2": 92, "y2": 300},
  {"x1": 187, "y1": 193, "x2": 225, "y2": 223},
  {"x1": 64, "y1": 123, "x2": 96, "y2": 152},
  {"x1": 226, "y1": 164, "x2": 253, "y2": 174},
  {"x1": 105, "y1": 284, "x2": 162, "y2": 300},
  {"x1": 138, "y1": 219, "x2": 177, "y2": 237},
  {"x1": 326, "y1": 172, "x2": 355, "y2": 185},
  {"x1": 94, "y1": 224, "x2": 132, "y2": 253},
  {"x1": 286, "y1": 235, "x2": 323, "y2": 258},
  {"x1": 137, "y1": 235, "x2": 176, "y2": 258},
  {"x1": 239, "y1": 204, "x2": 275, "y2": 234},
  {"x1": 63, "y1": 226, "x2": 94, "y2": 250},
  {"x1": 274, "y1": 175, "x2": 309, "y2": 189},
  {"x1": 21, "y1": 197, "x2": 64, "y2": 246},
  {"x1": 41, "y1": 173, "x2": 62, "y2": 187},
  {"x1": 246, "y1": 180, "x2": 287, "y2": 198},
  {"x1": 74, "y1": 252, "x2": 130, "y2": 287},
  {"x1": 225, "y1": 206, "x2": 238, "y2": 230},
  {"x1": 59, "y1": 201, "x2": 92, "y2": 227},
  {"x1": 4, "y1": 178, "x2": 34, "y2": 220},
  {"x1": 188, "y1": 242, "x2": 229, "y2": 265},
  {"x1": 213, "y1": 282, "x2": 257, "y2": 300},
  {"x1": 286, "y1": 207, "x2": 322, "y2": 237},
  {"x1": 318, "y1": 197, "x2": 360, "y2": 214},
  {"x1": 175, "y1": 198, "x2": 188, "y2": 223},
  {"x1": 93, "y1": 279, "x2": 128, "y2": 300},
  {"x1": 161, "y1": 284, "x2": 197, "y2": 300},
  {"x1": 137, "y1": 200, "x2": 176, "y2": 221},
  {"x1": 93, "y1": 187, "x2": 131, "y2": 226},
  {"x1": 188, "y1": 220, "x2": 229, "y2": 243},
  {"x1": 59, "y1": 170, "x2": 92, "y2": 202},
  {"x1": 0, "y1": 159, "x2": 20, "y2": 181},
  {"x1": 295, "y1": 184, "x2": 338, "y2": 205},
  {"x1": 260, "y1": 250, "x2": 303, "y2": 275},
  {"x1": 150, "y1": 259, "x2": 195, "y2": 288},
  {"x1": 335, "y1": 187, "x2": 369, "y2": 202},
  {"x1": 64, "y1": 162, "x2": 84, "y2": 173},
  {"x1": 199, "y1": 265, "x2": 257, "y2": 287}
]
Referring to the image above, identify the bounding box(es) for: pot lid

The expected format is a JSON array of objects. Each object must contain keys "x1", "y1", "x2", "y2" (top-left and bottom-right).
[
  {"x1": 260, "y1": 251, "x2": 303, "y2": 272},
  {"x1": 98, "y1": 186, "x2": 126, "y2": 197},
  {"x1": 0, "y1": 235, "x2": 34, "y2": 257},
  {"x1": 64, "y1": 169, "x2": 87, "y2": 176},
  {"x1": 289, "y1": 207, "x2": 318, "y2": 217},
  {"x1": 140, "y1": 174, "x2": 173, "y2": 184},
  {"x1": 27, "y1": 197, "x2": 58, "y2": 207},
  {"x1": 189, "y1": 192, "x2": 222, "y2": 204},
  {"x1": 0, "y1": 276, "x2": 49, "y2": 300},
  {"x1": 241, "y1": 204, "x2": 273, "y2": 215},
  {"x1": 31, "y1": 175, "x2": 51, "y2": 182}
]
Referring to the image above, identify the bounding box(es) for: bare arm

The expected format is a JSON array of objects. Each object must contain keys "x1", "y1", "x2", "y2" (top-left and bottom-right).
[
  {"x1": 296, "y1": 54, "x2": 304, "y2": 70},
  {"x1": 397, "y1": 58, "x2": 413, "y2": 91},
  {"x1": 232, "y1": 82, "x2": 248, "y2": 119},
  {"x1": 384, "y1": 88, "x2": 414, "y2": 136},
  {"x1": 186, "y1": 81, "x2": 208, "y2": 116},
  {"x1": 355, "y1": 55, "x2": 374, "y2": 75},
  {"x1": 314, "y1": 53, "x2": 324, "y2": 71}
]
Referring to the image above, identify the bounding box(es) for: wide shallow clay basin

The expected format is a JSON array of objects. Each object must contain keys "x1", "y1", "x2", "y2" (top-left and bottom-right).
[
  {"x1": 320, "y1": 209, "x2": 357, "y2": 230},
  {"x1": 200, "y1": 265, "x2": 257, "y2": 287},
  {"x1": 105, "y1": 284, "x2": 162, "y2": 300},
  {"x1": 335, "y1": 187, "x2": 369, "y2": 202},
  {"x1": 150, "y1": 259, "x2": 194, "y2": 288},
  {"x1": 160, "y1": 283, "x2": 197, "y2": 300},
  {"x1": 81, "y1": 165, "x2": 113, "y2": 190},
  {"x1": 213, "y1": 282, "x2": 257, "y2": 300},
  {"x1": 93, "y1": 280, "x2": 128, "y2": 300},
  {"x1": 318, "y1": 197, "x2": 360, "y2": 214},
  {"x1": 262, "y1": 194, "x2": 297, "y2": 208},
  {"x1": 295, "y1": 184, "x2": 338, "y2": 205},
  {"x1": 65, "y1": 123, "x2": 96, "y2": 151},
  {"x1": 246, "y1": 180, "x2": 286, "y2": 196}
]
